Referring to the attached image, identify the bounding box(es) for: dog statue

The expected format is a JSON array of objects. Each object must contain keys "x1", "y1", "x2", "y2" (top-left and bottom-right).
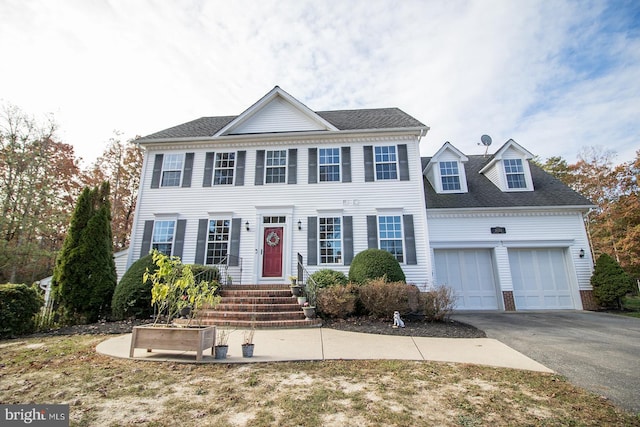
[{"x1": 392, "y1": 311, "x2": 405, "y2": 328}]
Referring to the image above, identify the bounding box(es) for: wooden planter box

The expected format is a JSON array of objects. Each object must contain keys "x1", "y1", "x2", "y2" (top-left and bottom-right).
[{"x1": 129, "y1": 325, "x2": 216, "y2": 361}]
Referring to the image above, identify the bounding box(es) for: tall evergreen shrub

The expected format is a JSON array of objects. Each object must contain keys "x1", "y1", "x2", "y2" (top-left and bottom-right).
[{"x1": 591, "y1": 253, "x2": 635, "y2": 309}]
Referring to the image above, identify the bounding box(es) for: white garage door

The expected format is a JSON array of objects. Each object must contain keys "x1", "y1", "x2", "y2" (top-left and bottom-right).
[
  {"x1": 508, "y1": 248, "x2": 575, "y2": 309},
  {"x1": 434, "y1": 249, "x2": 499, "y2": 310}
]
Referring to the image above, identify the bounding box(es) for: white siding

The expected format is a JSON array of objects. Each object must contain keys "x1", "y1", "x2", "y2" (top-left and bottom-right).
[
  {"x1": 232, "y1": 98, "x2": 326, "y2": 134},
  {"x1": 130, "y1": 134, "x2": 430, "y2": 287}
]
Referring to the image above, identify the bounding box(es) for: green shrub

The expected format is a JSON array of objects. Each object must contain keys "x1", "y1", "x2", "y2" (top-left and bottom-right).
[
  {"x1": 591, "y1": 253, "x2": 635, "y2": 309},
  {"x1": 111, "y1": 254, "x2": 155, "y2": 320},
  {"x1": 348, "y1": 249, "x2": 406, "y2": 284},
  {"x1": 423, "y1": 285, "x2": 456, "y2": 321},
  {"x1": 310, "y1": 269, "x2": 348, "y2": 288},
  {"x1": 0, "y1": 283, "x2": 43, "y2": 338},
  {"x1": 317, "y1": 284, "x2": 358, "y2": 318},
  {"x1": 358, "y1": 278, "x2": 420, "y2": 318},
  {"x1": 189, "y1": 264, "x2": 221, "y2": 285}
]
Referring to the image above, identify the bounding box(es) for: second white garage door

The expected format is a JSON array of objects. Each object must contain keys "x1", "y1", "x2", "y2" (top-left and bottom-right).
[
  {"x1": 434, "y1": 249, "x2": 499, "y2": 310},
  {"x1": 508, "y1": 248, "x2": 575, "y2": 309}
]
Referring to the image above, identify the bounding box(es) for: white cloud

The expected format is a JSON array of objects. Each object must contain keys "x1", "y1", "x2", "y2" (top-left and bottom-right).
[{"x1": 0, "y1": 0, "x2": 637, "y2": 165}]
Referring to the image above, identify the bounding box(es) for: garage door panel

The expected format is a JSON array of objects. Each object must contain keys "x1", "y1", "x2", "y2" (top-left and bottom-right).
[
  {"x1": 435, "y1": 249, "x2": 499, "y2": 310},
  {"x1": 509, "y1": 248, "x2": 575, "y2": 310}
]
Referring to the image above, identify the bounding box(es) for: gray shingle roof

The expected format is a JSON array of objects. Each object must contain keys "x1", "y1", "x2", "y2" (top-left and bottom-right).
[
  {"x1": 422, "y1": 156, "x2": 593, "y2": 209},
  {"x1": 139, "y1": 108, "x2": 425, "y2": 141}
]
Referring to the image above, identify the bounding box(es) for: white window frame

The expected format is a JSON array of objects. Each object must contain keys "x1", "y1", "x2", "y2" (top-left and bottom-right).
[
  {"x1": 206, "y1": 218, "x2": 231, "y2": 265},
  {"x1": 439, "y1": 161, "x2": 461, "y2": 192},
  {"x1": 378, "y1": 215, "x2": 404, "y2": 263},
  {"x1": 503, "y1": 158, "x2": 527, "y2": 189},
  {"x1": 151, "y1": 220, "x2": 176, "y2": 256},
  {"x1": 319, "y1": 216, "x2": 342, "y2": 264},
  {"x1": 161, "y1": 153, "x2": 184, "y2": 187},
  {"x1": 374, "y1": 146, "x2": 398, "y2": 180},
  {"x1": 319, "y1": 148, "x2": 341, "y2": 182},
  {"x1": 265, "y1": 150, "x2": 287, "y2": 184},
  {"x1": 213, "y1": 152, "x2": 236, "y2": 186}
]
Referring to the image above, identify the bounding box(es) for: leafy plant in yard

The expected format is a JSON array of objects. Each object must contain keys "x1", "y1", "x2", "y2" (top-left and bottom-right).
[
  {"x1": 423, "y1": 284, "x2": 457, "y2": 321},
  {"x1": 0, "y1": 283, "x2": 43, "y2": 338},
  {"x1": 310, "y1": 269, "x2": 348, "y2": 288},
  {"x1": 591, "y1": 253, "x2": 635, "y2": 309},
  {"x1": 358, "y1": 278, "x2": 421, "y2": 318},
  {"x1": 348, "y1": 249, "x2": 406, "y2": 284},
  {"x1": 111, "y1": 253, "x2": 155, "y2": 320},
  {"x1": 144, "y1": 250, "x2": 220, "y2": 326},
  {"x1": 317, "y1": 283, "x2": 357, "y2": 318}
]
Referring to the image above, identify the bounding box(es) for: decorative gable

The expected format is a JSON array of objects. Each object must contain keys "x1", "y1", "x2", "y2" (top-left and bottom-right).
[
  {"x1": 215, "y1": 86, "x2": 338, "y2": 136},
  {"x1": 479, "y1": 139, "x2": 534, "y2": 192},
  {"x1": 424, "y1": 142, "x2": 469, "y2": 193}
]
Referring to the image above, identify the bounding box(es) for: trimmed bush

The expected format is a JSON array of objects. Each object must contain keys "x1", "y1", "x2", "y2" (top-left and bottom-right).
[
  {"x1": 591, "y1": 253, "x2": 635, "y2": 309},
  {"x1": 348, "y1": 249, "x2": 406, "y2": 284},
  {"x1": 0, "y1": 283, "x2": 43, "y2": 338},
  {"x1": 423, "y1": 285, "x2": 456, "y2": 321},
  {"x1": 189, "y1": 264, "x2": 221, "y2": 284},
  {"x1": 310, "y1": 269, "x2": 348, "y2": 289},
  {"x1": 358, "y1": 278, "x2": 420, "y2": 318},
  {"x1": 317, "y1": 284, "x2": 357, "y2": 318},
  {"x1": 111, "y1": 254, "x2": 155, "y2": 320}
]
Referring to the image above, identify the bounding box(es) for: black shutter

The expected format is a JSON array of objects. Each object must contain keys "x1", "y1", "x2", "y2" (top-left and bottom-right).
[
  {"x1": 173, "y1": 219, "x2": 186, "y2": 259},
  {"x1": 255, "y1": 150, "x2": 265, "y2": 185},
  {"x1": 140, "y1": 220, "x2": 154, "y2": 257},
  {"x1": 364, "y1": 146, "x2": 374, "y2": 182},
  {"x1": 398, "y1": 144, "x2": 409, "y2": 181},
  {"x1": 308, "y1": 148, "x2": 317, "y2": 184},
  {"x1": 195, "y1": 219, "x2": 208, "y2": 265},
  {"x1": 343, "y1": 216, "x2": 353, "y2": 265},
  {"x1": 203, "y1": 152, "x2": 215, "y2": 187},
  {"x1": 307, "y1": 216, "x2": 318, "y2": 265},
  {"x1": 151, "y1": 154, "x2": 163, "y2": 188},
  {"x1": 182, "y1": 153, "x2": 194, "y2": 187},
  {"x1": 288, "y1": 149, "x2": 297, "y2": 184},
  {"x1": 235, "y1": 151, "x2": 246, "y2": 186},
  {"x1": 366, "y1": 215, "x2": 378, "y2": 249},
  {"x1": 229, "y1": 218, "x2": 241, "y2": 266},
  {"x1": 403, "y1": 214, "x2": 417, "y2": 265},
  {"x1": 341, "y1": 147, "x2": 351, "y2": 183}
]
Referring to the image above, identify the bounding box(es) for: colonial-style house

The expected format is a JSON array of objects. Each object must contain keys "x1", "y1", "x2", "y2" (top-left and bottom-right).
[{"x1": 127, "y1": 86, "x2": 596, "y2": 311}]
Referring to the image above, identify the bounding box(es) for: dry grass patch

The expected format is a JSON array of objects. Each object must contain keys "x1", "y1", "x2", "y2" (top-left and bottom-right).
[{"x1": 0, "y1": 335, "x2": 638, "y2": 426}]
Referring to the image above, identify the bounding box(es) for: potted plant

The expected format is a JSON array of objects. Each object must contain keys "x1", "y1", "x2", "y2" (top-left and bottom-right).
[
  {"x1": 215, "y1": 328, "x2": 232, "y2": 359},
  {"x1": 241, "y1": 327, "x2": 255, "y2": 358},
  {"x1": 297, "y1": 295, "x2": 307, "y2": 305},
  {"x1": 289, "y1": 276, "x2": 303, "y2": 297},
  {"x1": 302, "y1": 279, "x2": 318, "y2": 319},
  {"x1": 129, "y1": 250, "x2": 221, "y2": 361}
]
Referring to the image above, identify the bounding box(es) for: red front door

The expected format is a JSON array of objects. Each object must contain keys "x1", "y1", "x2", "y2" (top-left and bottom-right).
[{"x1": 262, "y1": 227, "x2": 283, "y2": 277}]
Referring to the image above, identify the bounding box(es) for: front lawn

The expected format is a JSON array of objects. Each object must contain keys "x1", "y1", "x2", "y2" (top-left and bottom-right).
[{"x1": 0, "y1": 335, "x2": 638, "y2": 426}]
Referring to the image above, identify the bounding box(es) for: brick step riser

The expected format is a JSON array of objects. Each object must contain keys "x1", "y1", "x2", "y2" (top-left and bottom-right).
[
  {"x1": 196, "y1": 319, "x2": 322, "y2": 328},
  {"x1": 220, "y1": 291, "x2": 293, "y2": 298},
  {"x1": 218, "y1": 297, "x2": 297, "y2": 305},
  {"x1": 223, "y1": 285, "x2": 291, "y2": 291},
  {"x1": 215, "y1": 304, "x2": 302, "y2": 312},
  {"x1": 201, "y1": 312, "x2": 306, "y2": 321}
]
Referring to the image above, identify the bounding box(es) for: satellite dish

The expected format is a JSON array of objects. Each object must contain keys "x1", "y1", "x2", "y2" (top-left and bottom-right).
[{"x1": 480, "y1": 134, "x2": 492, "y2": 146}]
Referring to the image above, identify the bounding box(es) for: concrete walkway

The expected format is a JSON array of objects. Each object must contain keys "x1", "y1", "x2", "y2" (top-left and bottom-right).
[{"x1": 96, "y1": 327, "x2": 552, "y2": 373}]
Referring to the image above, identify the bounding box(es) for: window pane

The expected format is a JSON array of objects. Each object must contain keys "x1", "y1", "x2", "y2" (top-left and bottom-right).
[
  {"x1": 319, "y1": 148, "x2": 340, "y2": 182},
  {"x1": 214, "y1": 152, "x2": 235, "y2": 185},
  {"x1": 374, "y1": 146, "x2": 398, "y2": 180},
  {"x1": 206, "y1": 219, "x2": 230, "y2": 264},
  {"x1": 504, "y1": 159, "x2": 526, "y2": 189},
  {"x1": 265, "y1": 150, "x2": 286, "y2": 183},
  {"x1": 152, "y1": 220, "x2": 175, "y2": 256},
  {"x1": 378, "y1": 216, "x2": 403, "y2": 262},
  {"x1": 319, "y1": 217, "x2": 342, "y2": 264},
  {"x1": 440, "y1": 161, "x2": 461, "y2": 191},
  {"x1": 161, "y1": 154, "x2": 183, "y2": 187}
]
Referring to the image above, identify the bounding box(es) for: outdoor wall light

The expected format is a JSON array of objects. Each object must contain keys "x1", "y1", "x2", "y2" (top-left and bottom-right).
[
  {"x1": 579, "y1": 248, "x2": 585, "y2": 258},
  {"x1": 245, "y1": 221, "x2": 250, "y2": 231},
  {"x1": 297, "y1": 220, "x2": 302, "y2": 231}
]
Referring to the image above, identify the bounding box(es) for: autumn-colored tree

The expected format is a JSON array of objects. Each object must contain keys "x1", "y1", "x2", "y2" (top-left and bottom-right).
[
  {"x1": 0, "y1": 104, "x2": 82, "y2": 283},
  {"x1": 84, "y1": 133, "x2": 143, "y2": 250}
]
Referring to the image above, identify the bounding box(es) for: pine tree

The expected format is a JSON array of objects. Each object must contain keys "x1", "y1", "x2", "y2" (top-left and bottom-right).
[
  {"x1": 52, "y1": 182, "x2": 116, "y2": 323},
  {"x1": 591, "y1": 253, "x2": 635, "y2": 309}
]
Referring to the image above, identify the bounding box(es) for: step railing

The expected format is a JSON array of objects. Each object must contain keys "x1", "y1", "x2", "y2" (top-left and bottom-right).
[
  {"x1": 297, "y1": 253, "x2": 318, "y2": 307},
  {"x1": 194, "y1": 254, "x2": 242, "y2": 287}
]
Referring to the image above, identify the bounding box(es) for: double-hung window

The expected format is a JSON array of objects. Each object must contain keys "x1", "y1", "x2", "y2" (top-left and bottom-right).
[
  {"x1": 152, "y1": 220, "x2": 176, "y2": 256},
  {"x1": 206, "y1": 219, "x2": 230, "y2": 265},
  {"x1": 161, "y1": 154, "x2": 184, "y2": 187},
  {"x1": 214, "y1": 152, "x2": 235, "y2": 185},
  {"x1": 374, "y1": 146, "x2": 398, "y2": 180},
  {"x1": 319, "y1": 217, "x2": 342, "y2": 264},
  {"x1": 504, "y1": 159, "x2": 526, "y2": 189},
  {"x1": 265, "y1": 150, "x2": 287, "y2": 184},
  {"x1": 378, "y1": 215, "x2": 404, "y2": 262},
  {"x1": 319, "y1": 148, "x2": 340, "y2": 182},
  {"x1": 440, "y1": 161, "x2": 461, "y2": 191}
]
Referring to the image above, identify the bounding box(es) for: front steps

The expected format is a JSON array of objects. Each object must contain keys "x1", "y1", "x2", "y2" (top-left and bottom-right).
[{"x1": 196, "y1": 284, "x2": 322, "y2": 328}]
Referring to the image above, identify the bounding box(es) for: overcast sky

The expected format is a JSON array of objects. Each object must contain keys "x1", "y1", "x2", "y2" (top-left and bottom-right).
[{"x1": 1, "y1": 0, "x2": 638, "y2": 165}]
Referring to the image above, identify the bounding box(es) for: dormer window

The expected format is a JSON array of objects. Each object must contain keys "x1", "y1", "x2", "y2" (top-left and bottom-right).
[
  {"x1": 439, "y1": 161, "x2": 461, "y2": 191},
  {"x1": 504, "y1": 159, "x2": 527, "y2": 189}
]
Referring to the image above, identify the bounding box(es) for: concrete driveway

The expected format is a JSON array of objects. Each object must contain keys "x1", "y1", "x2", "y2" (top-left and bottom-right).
[{"x1": 452, "y1": 311, "x2": 640, "y2": 414}]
